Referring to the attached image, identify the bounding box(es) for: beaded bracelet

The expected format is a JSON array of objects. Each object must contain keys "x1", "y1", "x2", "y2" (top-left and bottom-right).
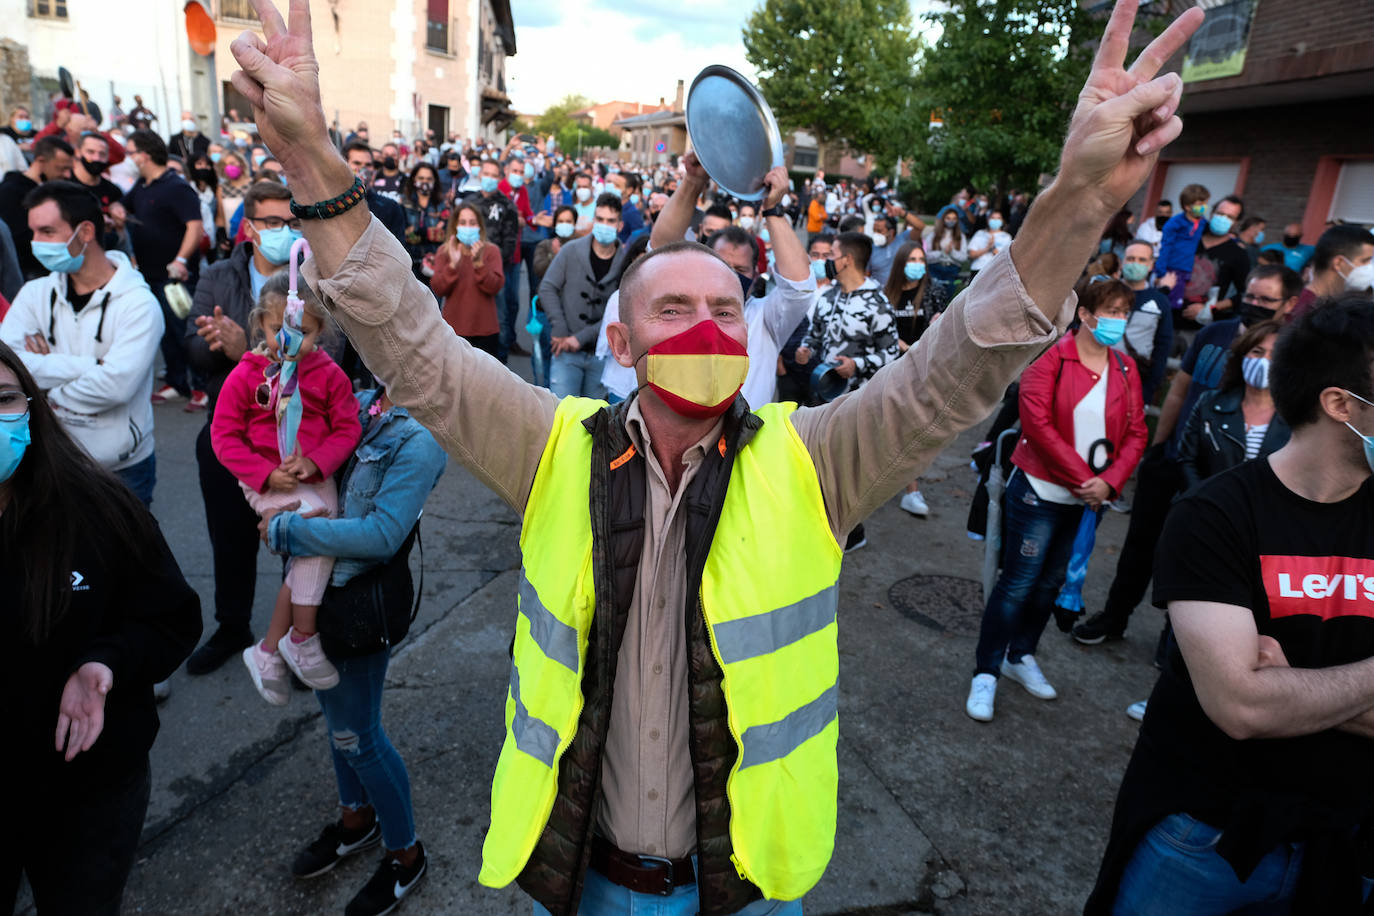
[{"x1": 289, "y1": 175, "x2": 367, "y2": 221}]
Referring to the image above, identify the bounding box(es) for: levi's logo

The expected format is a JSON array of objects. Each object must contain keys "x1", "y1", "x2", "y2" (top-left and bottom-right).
[{"x1": 1261, "y1": 555, "x2": 1374, "y2": 621}]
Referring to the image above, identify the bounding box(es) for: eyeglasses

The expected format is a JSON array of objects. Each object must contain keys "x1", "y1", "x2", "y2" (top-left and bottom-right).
[
  {"x1": 1242, "y1": 293, "x2": 1283, "y2": 306},
  {"x1": 250, "y1": 216, "x2": 303, "y2": 231},
  {"x1": 0, "y1": 390, "x2": 32, "y2": 420}
]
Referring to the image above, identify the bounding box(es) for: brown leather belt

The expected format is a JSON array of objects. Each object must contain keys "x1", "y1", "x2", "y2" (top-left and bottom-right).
[{"x1": 589, "y1": 835, "x2": 696, "y2": 896}]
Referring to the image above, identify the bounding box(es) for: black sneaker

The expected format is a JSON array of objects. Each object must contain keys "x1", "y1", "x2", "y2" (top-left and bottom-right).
[
  {"x1": 185, "y1": 627, "x2": 255, "y2": 675},
  {"x1": 1072, "y1": 612, "x2": 1126, "y2": 646},
  {"x1": 291, "y1": 820, "x2": 382, "y2": 879},
  {"x1": 346, "y1": 842, "x2": 427, "y2": 916},
  {"x1": 844, "y1": 524, "x2": 868, "y2": 553}
]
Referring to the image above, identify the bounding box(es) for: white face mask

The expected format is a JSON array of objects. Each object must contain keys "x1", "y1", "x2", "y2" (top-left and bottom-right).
[
  {"x1": 182, "y1": 119, "x2": 198, "y2": 133},
  {"x1": 1341, "y1": 257, "x2": 1374, "y2": 292}
]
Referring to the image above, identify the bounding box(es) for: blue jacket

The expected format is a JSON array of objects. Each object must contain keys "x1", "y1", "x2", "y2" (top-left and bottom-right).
[
  {"x1": 1157, "y1": 212, "x2": 1206, "y2": 275},
  {"x1": 619, "y1": 201, "x2": 645, "y2": 244},
  {"x1": 268, "y1": 389, "x2": 447, "y2": 585},
  {"x1": 535, "y1": 188, "x2": 574, "y2": 241}
]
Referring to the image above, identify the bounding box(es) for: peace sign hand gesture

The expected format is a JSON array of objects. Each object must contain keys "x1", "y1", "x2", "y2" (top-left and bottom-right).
[
  {"x1": 1058, "y1": 0, "x2": 1205, "y2": 214},
  {"x1": 228, "y1": 0, "x2": 329, "y2": 167}
]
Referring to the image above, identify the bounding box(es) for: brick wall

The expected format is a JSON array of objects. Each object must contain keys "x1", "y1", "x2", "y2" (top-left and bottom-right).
[
  {"x1": 1128, "y1": 95, "x2": 1374, "y2": 230},
  {"x1": 0, "y1": 39, "x2": 33, "y2": 121}
]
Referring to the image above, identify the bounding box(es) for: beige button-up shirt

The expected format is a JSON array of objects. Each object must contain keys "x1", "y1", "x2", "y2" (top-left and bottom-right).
[{"x1": 308, "y1": 218, "x2": 1075, "y2": 860}]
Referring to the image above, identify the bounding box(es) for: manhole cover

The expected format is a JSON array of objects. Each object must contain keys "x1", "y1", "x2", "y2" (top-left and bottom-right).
[{"x1": 887, "y1": 574, "x2": 985, "y2": 635}]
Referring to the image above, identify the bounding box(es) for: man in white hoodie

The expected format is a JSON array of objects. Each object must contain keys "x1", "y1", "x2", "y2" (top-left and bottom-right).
[{"x1": 0, "y1": 180, "x2": 163, "y2": 504}]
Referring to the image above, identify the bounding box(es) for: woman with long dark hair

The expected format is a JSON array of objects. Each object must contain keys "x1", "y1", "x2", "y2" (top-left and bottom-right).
[
  {"x1": 401, "y1": 161, "x2": 447, "y2": 281},
  {"x1": 0, "y1": 340, "x2": 201, "y2": 912},
  {"x1": 430, "y1": 201, "x2": 504, "y2": 356}
]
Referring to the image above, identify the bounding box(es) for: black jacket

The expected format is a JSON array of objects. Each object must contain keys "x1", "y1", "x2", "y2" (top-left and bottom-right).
[
  {"x1": 367, "y1": 190, "x2": 409, "y2": 246},
  {"x1": 462, "y1": 190, "x2": 520, "y2": 265},
  {"x1": 1177, "y1": 386, "x2": 1291, "y2": 492},
  {"x1": 0, "y1": 170, "x2": 41, "y2": 279},
  {"x1": 5, "y1": 512, "x2": 201, "y2": 789},
  {"x1": 186, "y1": 240, "x2": 257, "y2": 408}
]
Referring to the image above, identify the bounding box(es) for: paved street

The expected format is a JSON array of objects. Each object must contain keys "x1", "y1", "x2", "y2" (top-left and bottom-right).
[{"x1": 25, "y1": 323, "x2": 1160, "y2": 916}]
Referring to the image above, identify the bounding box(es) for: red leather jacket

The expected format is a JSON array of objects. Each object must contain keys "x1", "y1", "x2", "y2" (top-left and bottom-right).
[{"x1": 1010, "y1": 333, "x2": 1147, "y2": 497}]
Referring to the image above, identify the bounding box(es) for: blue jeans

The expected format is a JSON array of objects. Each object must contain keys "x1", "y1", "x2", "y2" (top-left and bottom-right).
[
  {"x1": 532, "y1": 859, "x2": 803, "y2": 916},
  {"x1": 1113, "y1": 813, "x2": 1304, "y2": 915},
  {"x1": 550, "y1": 350, "x2": 607, "y2": 399},
  {"x1": 974, "y1": 471, "x2": 1082, "y2": 675},
  {"x1": 315, "y1": 650, "x2": 416, "y2": 850},
  {"x1": 115, "y1": 453, "x2": 157, "y2": 508},
  {"x1": 498, "y1": 257, "x2": 523, "y2": 361}
]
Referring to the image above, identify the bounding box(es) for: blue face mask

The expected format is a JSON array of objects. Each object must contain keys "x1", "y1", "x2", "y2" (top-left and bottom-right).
[
  {"x1": 1089, "y1": 314, "x2": 1127, "y2": 347},
  {"x1": 554, "y1": 222, "x2": 574, "y2": 239},
  {"x1": 507, "y1": 173, "x2": 524, "y2": 189},
  {"x1": 31, "y1": 225, "x2": 88, "y2": 274},
  {"x1": 904, "y1": 261, "x2": 926, "y2": 282},
  {"x1": 0, "y1": 410, "x2": 30, "y2": 483},
  {"x1": 629, "y1": 193, "x2": 640, "y2": 206},
  {"x1": 480, "y1": 175, "x2": 500, "y2": 193},
  {"x1": 15, "y1": 119, "x2": 31, "y2": 134},
  {"x1": 759, "y1": 227, "x2": 770, "y2": 243},
  {"x1": 591, "y1": 223, "x2": 618, "y2": 246},
  {"x1": 987, "y1": 218, "x2": 1003, "y2": 231},
  {"x1": 1344, "y1": 391, "x2": 1374, "y2": 474},
  {"x1": 810, "y1": 259, "x2": 827, "y2": 280},
  {"x1": 456, "y1": 226, "x2": 481, "y2": 246},
  {"x1": 1122, "y1": 261, "x2": 1150, "y2": 283},
  {"x1": 1254, "y1": 230, "x2": 1265, "y2": 245},
  {"x1": 1209, "y1": 214, "x2": 1233, "y2": 236},
  {"x1": 210, "y1": 151, "x2": 222, "y2": 163},
  {"x1": 255, "y1": 225, "x2": 302, "y2": 266}
]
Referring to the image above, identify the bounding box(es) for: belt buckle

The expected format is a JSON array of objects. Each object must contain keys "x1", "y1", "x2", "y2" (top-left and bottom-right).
[{"x1": 635, "y1": 854, "x2": 676, "y2": 896}]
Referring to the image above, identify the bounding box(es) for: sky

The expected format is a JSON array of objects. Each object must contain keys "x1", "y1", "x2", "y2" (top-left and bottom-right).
[{"x1": 505, "y1": 0, "x2": 946, "y2": 119}]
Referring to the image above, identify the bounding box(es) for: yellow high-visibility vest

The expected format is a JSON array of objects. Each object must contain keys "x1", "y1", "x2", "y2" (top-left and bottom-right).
[{"x1": 479, "y1": 398, "x2": 843, "y2": 901}]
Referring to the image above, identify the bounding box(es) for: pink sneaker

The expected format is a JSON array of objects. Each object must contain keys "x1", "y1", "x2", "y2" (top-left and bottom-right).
[
  {"x1": 278, "y1": 629, "x2": 339, "y2": 690},
  {"x1": 243, "y1": 644, "x2": 290, "y2": 706}
]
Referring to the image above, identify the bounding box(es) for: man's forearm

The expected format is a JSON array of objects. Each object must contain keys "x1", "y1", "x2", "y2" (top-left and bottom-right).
[
  {"x1": 1234, "y1": 659, "x2": 1374, "y2": 739},
  {"x1": 767, "y1": 213, "x2": 807, "y2": 282},
  {"x1": 650, "y1": 175, "x2": 706, "y2": 249},
  {"x1": 1339, "y1": 708, "x2": 1374, "y2": 740},
  {"x1": 1008, "y1": 181, "x2": 1114, "y2": 320},
  {"x1": 176, "y1": 222, "x2": 204, "y2": 261},
  {"x1": 281, "y1": 145, "x2": 370, "y2": 278}
]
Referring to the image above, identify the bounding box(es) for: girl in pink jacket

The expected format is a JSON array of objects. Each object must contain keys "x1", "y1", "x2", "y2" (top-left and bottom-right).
[{"x1": 212, "y1": 272, "x2": 360, "y2": 704}]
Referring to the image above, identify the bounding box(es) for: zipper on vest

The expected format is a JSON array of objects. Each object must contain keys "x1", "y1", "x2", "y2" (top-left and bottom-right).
[{"x1": 699, "y1": 588, "x2": 758, "y2": 889}]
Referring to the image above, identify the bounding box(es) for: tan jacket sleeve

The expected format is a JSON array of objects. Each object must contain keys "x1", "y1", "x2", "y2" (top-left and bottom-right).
[
  {"x1": 791, "y1": 251, "x2": 1076, "y2": 540},
  {"x1": 303, "y1": 216, "x2": 557, "y2": 513}
]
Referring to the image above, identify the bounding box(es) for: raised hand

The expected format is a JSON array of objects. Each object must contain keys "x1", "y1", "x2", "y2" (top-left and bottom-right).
[
  {"x1": 1058, "y1": 0, "x2": 1205, "y2": 213},
  {"x1": 228, "y1": 0, "x2": 328, "y2": 167},
  {"x1": 680, "y1": 151, "x2": 709, "y2": 185},
  {"x1": 55, "y1": 662, "x2": 113, "y2": 762},
  {"x1": 761, "y1": 167, "x2": 788, "y2": 211}
]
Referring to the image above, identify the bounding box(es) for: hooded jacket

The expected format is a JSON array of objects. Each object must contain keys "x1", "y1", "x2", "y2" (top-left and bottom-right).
[{"x1": 0, "y1": 251, "x2": 163, "y2": 470}]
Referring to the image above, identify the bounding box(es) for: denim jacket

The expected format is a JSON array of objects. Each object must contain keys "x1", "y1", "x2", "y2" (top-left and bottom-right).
[{"x1": 268, "y1": 389, "x2": 447, "y2": 585}]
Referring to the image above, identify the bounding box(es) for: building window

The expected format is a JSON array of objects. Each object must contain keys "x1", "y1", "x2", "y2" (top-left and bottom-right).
[
  {"x1": 29, "y1": 0, "x2": 69, "y2": 19},
  {"x1": 426, "y1": 0, "x2": 450, "y2": 53},
  {"x1": 428, "y1": 104, "x2": 450, "y2": 141},
  {"x1": 1157, "y1": 160, "x2": 1244, "y2": 210},
  {"x1": 794, "y1": 148, "x2": 819, "y2": 169},
  {"x1": 1329, "y1": 161, "x2": 1374, "y2": 226},
  {"x1": 220, "y1": 0, "x2": 258, "y2": 21}
]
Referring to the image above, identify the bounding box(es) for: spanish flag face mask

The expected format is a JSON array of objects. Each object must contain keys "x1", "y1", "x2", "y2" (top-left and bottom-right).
[{"x1": 636, "y1": 319, "x2": 750, "y2": 420}]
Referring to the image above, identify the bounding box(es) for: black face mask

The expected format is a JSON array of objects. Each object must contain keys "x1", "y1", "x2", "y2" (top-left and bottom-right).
[
  {"x1": 383, "y1": 156, "x2": 397, "y2": 171},
  {"x1": 80, "y1": 157, "x2": 109, "y2": 175},
  {"x1": 1155, "y1": 215, "x2": 1169, "y2": 230},
  {"x1": 1283, "y1": 234, "x2": 1301, "y2": 247},
  {"x1": 824, "y1": 258, "x2": 838, "y2": 281},
  {"x1": 1238, "y1": 303, "x2": 1277, "y2": 327},
  {"x1": 193, "y1": 167, "x2": 217, "y2": 185}
]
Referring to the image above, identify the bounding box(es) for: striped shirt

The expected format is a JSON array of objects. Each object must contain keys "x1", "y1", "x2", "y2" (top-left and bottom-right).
[{"x1": 1245, "y1": 423, "x2": 1268, "y2": 460}]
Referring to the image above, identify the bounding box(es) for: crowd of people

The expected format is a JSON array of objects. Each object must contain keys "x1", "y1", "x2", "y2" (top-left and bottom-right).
[{"x1": 6, "y1": 0, "x2": 1374, "y2": 913}]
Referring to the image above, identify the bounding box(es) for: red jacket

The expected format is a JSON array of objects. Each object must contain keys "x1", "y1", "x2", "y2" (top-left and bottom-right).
[
  {"x1": 1011, "y1": 333, "x2": 1147, "y2": 497},
  {"x1": 211, "y1": 348, "x2": 361, "y2": 493}
]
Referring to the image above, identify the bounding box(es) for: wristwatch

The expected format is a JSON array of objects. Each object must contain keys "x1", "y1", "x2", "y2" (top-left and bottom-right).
[{"x1": 761, "y1": 204, "x2": 787, "y2": 219}]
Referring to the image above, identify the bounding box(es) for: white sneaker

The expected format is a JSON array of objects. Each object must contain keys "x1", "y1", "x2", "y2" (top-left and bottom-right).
[
  {"x1": 1126, "y1": 700, "x2": 1148, "y2": 722},
  {"x1": 1001, "y1": 655, "x2": 1057, "y2": 700},
  {"x1": 900, "y1": 490, "x2": 930, "y2": 517},
  {"x1": 965, "y1": 673, "x2": 997, "y2": 722}
]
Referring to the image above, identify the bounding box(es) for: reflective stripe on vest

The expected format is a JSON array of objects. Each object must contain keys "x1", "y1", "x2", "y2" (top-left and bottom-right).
[{"x1": 480, "y1": 398, "x2": 842, "y2": 902}]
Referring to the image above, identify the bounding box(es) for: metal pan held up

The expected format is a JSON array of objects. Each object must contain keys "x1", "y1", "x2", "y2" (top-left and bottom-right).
[{"x1": 685, "y1": 65, "x2": 784, "y2": 202}]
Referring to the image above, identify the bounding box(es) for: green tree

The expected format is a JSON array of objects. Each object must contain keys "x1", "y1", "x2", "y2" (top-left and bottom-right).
[
  {"x1": 743, "y1": 0, "x2": 924, "y2": 171},
  {"x1": 905, "y1": 0, "x2": 1098, "y2": 207},
  {"x1": 533, "y1": 94, "x2": 594, "y2": 138},
  {"x1": 555, "y1": 124, "x2": 620, "y2": 156}
]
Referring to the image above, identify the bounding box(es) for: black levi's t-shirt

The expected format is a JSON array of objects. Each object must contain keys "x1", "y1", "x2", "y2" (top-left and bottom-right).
[{"x1": 1145, "y1": 457, "x2": 1374, "y2": 825}]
